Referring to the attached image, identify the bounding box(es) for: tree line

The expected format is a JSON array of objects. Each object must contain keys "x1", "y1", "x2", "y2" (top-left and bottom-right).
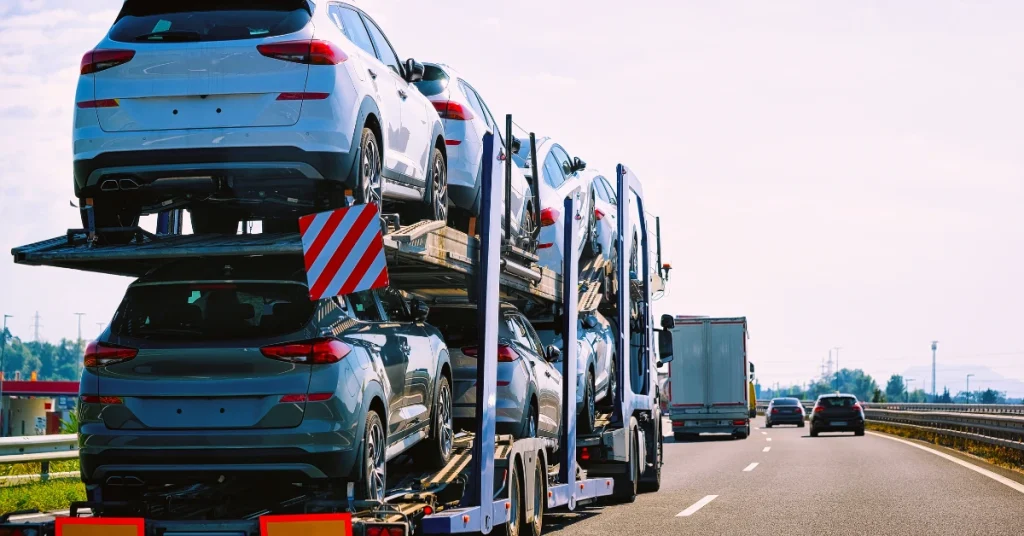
[
  {"x1": 760, "y1": 368, "x2": 1010, "y2": 404},
  {"x1": 0, "y1": 329, "x2": 82, "y2": 381}
]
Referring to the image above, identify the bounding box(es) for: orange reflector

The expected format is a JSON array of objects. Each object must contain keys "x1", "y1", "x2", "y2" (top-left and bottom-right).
[
  {"x1": 505, "y1": 502, "x2": 511, "y2": 510},
  {"x1": 56, "y1": 518, "x2": 144, "y2": 536},
  {"x1": 462, "y1": 515, "x2": 470, "y2": 524},
  {"x1": 579, "y1": 483, "x2": 585, "y2": 490},
  {"x1": 260, "y1": 513, "x2": 353, "y2": 536},
  {"x1": 548, "y1": 491, "x2": 553, "y2": 498},
  {"x1": 606, "y1": 480, "x2": 612, "y2": 486}
]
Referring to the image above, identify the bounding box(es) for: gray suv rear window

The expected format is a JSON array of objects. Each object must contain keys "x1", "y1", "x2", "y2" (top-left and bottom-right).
[
  {"x1": 112, "y1": 282, "x2": 315, "y2": 341},
  {"x1": 110, "y1": 0, "x2": 311, "y2": 43}
]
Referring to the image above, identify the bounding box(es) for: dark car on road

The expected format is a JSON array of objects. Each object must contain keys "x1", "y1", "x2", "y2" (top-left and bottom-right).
[
  {"x1": 809, "y1": 394, "x2": 865, "y2": 437},
  {"x1": 79, "y1": 259, "x2": 453, "y2": 503},
  {"x1": 765, "y1": 397, "x2": 805, "y2": 428}
]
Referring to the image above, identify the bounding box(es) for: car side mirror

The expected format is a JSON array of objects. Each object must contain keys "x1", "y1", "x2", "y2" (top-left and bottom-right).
[
  {"x1": 660, "y1": 314, "x2": 674, "y2": 330},
  {"x1": 572, "y1": 156, "x2": 587, "y2": 172},
  {"x1": 657, "y1": 330, "x2": 673, "y2": 365},
  {"x1": 510, "y1": 136, "x2": 522, "y2": 155},
  {"x1": 410, "y1": 299, "x2": 429, "y2": 323},
  {"x1": 404, "y1": 58, "x2": 424, "y2": 82},
  {"x1": 582, "y1": 314, "x2": 598, "y2": 330},
  {"x1": 545, "y1": 345, "x2": 562, "y2": 363}
]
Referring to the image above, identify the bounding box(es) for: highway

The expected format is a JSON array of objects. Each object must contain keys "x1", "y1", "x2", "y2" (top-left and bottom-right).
[{"x1": 548, "y1": 417, "x2": 1024, "y2": 535}]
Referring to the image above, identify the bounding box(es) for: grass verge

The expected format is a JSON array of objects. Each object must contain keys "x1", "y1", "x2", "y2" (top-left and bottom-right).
[
  {"x1": 867, "y1": 421, "x2": 1024, "y2": 474},
  {"x1": 0, "y1": 478, "x2": 85, "y2": 514},
  {"x1": 0, "y1": 459, "x2": 79, "y2": 479}
]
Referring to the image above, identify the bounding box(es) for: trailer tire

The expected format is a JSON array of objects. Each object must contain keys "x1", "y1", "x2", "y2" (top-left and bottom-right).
[
  {"x1": 639, "y1": 416, "x2": 662, "y2": 492},
  {"x1": 419, "y1": 146, "x2": 449, "y2": 224},
  {"x1": 579, "y1": 372, "x2": 596, "y2": 434},
  {"x1": 527, "y1": 454, "x2": 545, "y2": 536},
  {"x1": 502, "y1": 461, "x2": 524, "y2": 536},
  {"x1": 357, "y1": 410, "x2": 387, "y2": 502},
  {"x1": 610, "y1": 422, "x2": 639, "y2": 503}
]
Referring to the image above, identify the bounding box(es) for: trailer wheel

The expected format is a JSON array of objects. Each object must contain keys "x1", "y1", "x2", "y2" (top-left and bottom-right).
[
  {"x1": 527, "y1": 454, "x2": 545, "y2": 536},
  {"x1": 502, "y1": 462, "x2": 524, "y2": 536},
  {"x1": 354, "y1": 127, "x2": 383, "y2": 209},
  {"x1": 639, "y1": 417, "x2": 662, "y2": 492},
  {"x1": 579, "y1": 372, "x2": 596, "y2": 434},
  {"x1": 611, "y1": 423, "x2": 639, "y2": 503}
]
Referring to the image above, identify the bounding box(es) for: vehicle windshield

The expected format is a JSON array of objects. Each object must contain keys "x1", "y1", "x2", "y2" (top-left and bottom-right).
[
  {"x1": 412, "y1": 65, "x2": 450, "y2": 97},
  {"x1": 110, "y1": 0, "x2": 311, "y2": 43},
  {"x1": 426, "y1": 307, "x2": 513, "y2": 347},
  {"x1": 771, "y1": 398, "x2": 801, "y2": 406},
  {"x1": 111, "y1": 282, "x2": 315, "y2": 341},
  {"x1": 818, "y1": 397, "x2": 857, "y2": 407}
]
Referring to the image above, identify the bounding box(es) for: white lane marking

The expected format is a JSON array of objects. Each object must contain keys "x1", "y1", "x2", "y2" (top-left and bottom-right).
[
  {"x1": 763, "y1": 447, "x2": 771, "y2": 452},
  {"x1": 754, "y1": 427, "x2": 760, "y2": 430},
  {"x1": 869, "y1": 432, "x2": 1024, "y2": 495},
  {"x1": 676, "y1": 495, "x2": 718, "y2": 517},
  {"x1": 743, "y1": 462, "x2": 759, "y2": 472},
  {"x1": 766, "y1": 438, "x2": 772, "y2": 441},
  {"x1": 761, "y1": 431, "x2": 767, "y2": 435}
]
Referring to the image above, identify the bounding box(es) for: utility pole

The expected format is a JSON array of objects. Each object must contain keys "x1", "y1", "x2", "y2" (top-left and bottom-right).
[
  {"x1": 32, "y1": 312, "x2": 41, "y2": 342},
  {"x1": 966, "y1": 374, "x2": 974, "y2": 404},
  {"x1": 73, "y1": 313, "x2": 86, "y2": 348},
  {"x1": 931, "y1": 341, "x2": 938, "y2": 402},
  {"x1": 832, "y1": 346, "x2": 843, "y2": 391},
  {"x1": 1, "y1": 314, "x2": 12, "y2": 437}
]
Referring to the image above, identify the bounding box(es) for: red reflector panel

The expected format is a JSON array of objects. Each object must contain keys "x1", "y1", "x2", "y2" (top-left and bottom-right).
[
  {"x1": 732, "y1": 419, "x2": 747, "y2": 425},
  {"x1": 537, "y1": 243, "x2": 553, "y2": 249},
  {"x1": 260, "y1": 513, "x2": 354, "y2": 536},
  {"x1": 55, "y1": 516, "x2": 144, "y2": 536},
  {"x1": 81, "y1": 49, "x2": 136, "y2": 75},
  {"x1": 277, "y1": 92, "x2": 330, "y2": 101},
  {"x1": 84, "y1": 341, "x2": 137, "y2": 368},
  {"x1": 445, "y1": 139, "x2": 462, "y2": 146},
  {"x1": 77, "y1": 99, "x2": 119, "y2": 109}
]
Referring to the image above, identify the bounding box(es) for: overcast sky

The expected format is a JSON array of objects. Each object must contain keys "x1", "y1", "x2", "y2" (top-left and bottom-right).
[{"x1": 1, "y1": 0, "x2": 1021, "y2": 390}]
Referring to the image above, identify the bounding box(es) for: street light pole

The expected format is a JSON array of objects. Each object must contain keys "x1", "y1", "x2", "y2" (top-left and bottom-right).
[
  {"x1": 832, "y1": 346, "x2": 843, "y2": 391},
  {"x1": 0, "y1": 315, "x2": 12, "y2": 437},
  {"x1": 966, "y1": 374, "x2": 974, "y2": 404},
  {"x1": 930, "y1": 341, "x2": 938, "y2": 402},
  {"x1": 905, "y1": 378, "x2": 915, "y2": 403}
]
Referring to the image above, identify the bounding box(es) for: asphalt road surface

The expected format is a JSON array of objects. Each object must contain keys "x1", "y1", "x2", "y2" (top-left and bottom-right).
[{"x1": 547, "y1": 417, "x2": 1024, "y2": 536}]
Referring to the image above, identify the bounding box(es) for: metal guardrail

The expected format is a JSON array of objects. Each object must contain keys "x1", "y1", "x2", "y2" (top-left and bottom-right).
[
  {"x1": 0, "y1": 435, "x2": 78, "y2": 482},
  {"x1": 754, "y1": 400, "x2": 1024, "y2": 451}
]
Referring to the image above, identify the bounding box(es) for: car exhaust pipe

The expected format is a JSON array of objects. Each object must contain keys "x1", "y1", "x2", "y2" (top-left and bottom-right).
[
  {"x1": 118, "y1": 178, "x2": 140, "y2": 191},
  {"x1": 100, "y1": 179, "x2": 119, "y2": 192}
]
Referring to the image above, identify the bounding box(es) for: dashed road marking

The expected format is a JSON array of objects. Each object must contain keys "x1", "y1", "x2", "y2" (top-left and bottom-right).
[
  {"x1": 766, "y1": 438, "x2": 772, "y2": 441},
  {"x1": 677, "y1": 495, "x2": 718, "y2": 517},
  {"x1": 869, "y1": 432, "x2": 1024, "y2": 495},
  {"x1": 743, "y1": 462, "x2": 759, "y2": 472},
  {"x1": 761, "y1": 432, "x2": 767, "y2": 435},
  {"x1": 763, "y1": 447, "x2": 771, "y2": 452}
]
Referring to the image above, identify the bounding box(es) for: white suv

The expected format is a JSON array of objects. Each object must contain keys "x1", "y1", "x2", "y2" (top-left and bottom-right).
[{"x1": 74, "y1": 1, "x2": 447, "y2": 239}]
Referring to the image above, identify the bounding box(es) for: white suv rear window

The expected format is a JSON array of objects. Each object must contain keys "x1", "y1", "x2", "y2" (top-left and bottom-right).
[{"x1": 110, "y1": 0, "x2": 311, "y2": 43}]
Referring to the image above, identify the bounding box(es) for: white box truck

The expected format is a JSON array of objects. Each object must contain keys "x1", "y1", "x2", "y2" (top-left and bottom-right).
[{"x1": 668, "y1": 316, "x2": 751, "y2": 440}]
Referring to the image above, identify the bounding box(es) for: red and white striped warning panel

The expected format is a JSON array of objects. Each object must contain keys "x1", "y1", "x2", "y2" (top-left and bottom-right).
[{"x1": 299, "y1": 204, "x2": 389, "y2": 301}]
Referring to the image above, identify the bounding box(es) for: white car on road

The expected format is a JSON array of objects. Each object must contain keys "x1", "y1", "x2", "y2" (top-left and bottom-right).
[
  {"x1": 74, "y1": 0, "x2": 447, "y2": 240},
  {"x1": 512, "y1": 137, "x2": 598, "y2": 273},
  {"x1": 413, "y1": 63, "x2": 537, "y2": 248}
]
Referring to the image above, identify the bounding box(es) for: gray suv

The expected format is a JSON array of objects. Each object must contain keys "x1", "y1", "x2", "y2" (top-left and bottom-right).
[{"x1": 79, "y1": 259, "x2": 453, "y2": 503}]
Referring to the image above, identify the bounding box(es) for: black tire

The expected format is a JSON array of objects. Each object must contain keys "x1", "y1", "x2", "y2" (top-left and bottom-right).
[
  {"x1": 190, "y1": 206, "x2": 239, "y2": 234},
  {"x1": 611, "y1": 426, "x2": 639, "y2": 503},
  {"x1": 639, "y1": 417, "x2": 662, "y2": 493},
  {"x1": 810, "y1": 428, "x2": 819, "y2": 438},
  {"x1": 673, "y1": 432, "x2": 693, "y2": 442},
  {"x1": 518, "y1": 203, "x2": 538, "y2": 252},
  {"x1": 527, "y1": 456, "x2": 545, "y2": 536},
  {"x1": 765, "y1": 422, "x2": 772, "y2": 428},
  {"x1": 798, "y1": 421, "x2": 805, "y2": 428},
  {"x1": 354, "y1": 127, "x2": 383, "y2": 209},
  {"x1": 579, "y1": 372, "x2": 597, "y2": 434},
  {"x1": 357, "y1": 411, "x2": 387, "y2": 502},
  {"x1": 84, "y1": 198, "x2": 141, "y2": 244},
  {"x1": 600, "y1": 358, "x2": 617, "y2": 411},
  {"x1": 502, "y1": 463, "x2": 524, "y2": 536},
  {"x1": 417, "y1": 375, "x2": 454, "y2": 468},
  {"x1": 855, "y1": 428, "x2": 865, "y2": 436},
  {"x1": 421, "y1": 146, "x2": 449, "y2": 223},
  {"x1": 734, "y1": 432, "x2": 748, "y2": 440}
]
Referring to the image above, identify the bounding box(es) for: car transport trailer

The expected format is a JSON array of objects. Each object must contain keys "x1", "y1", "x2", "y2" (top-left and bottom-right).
[{"x1": 4, "y1": 129, "x2": 666, "y2": 535}]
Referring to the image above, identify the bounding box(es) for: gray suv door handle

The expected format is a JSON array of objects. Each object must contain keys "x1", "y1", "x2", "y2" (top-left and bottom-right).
[
  {"x1": 368, "y1": 69, "x2": 377, "y2": 79},
  {"x1": 397, "y1": 89, "x2": 408, "y2": 99}
]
